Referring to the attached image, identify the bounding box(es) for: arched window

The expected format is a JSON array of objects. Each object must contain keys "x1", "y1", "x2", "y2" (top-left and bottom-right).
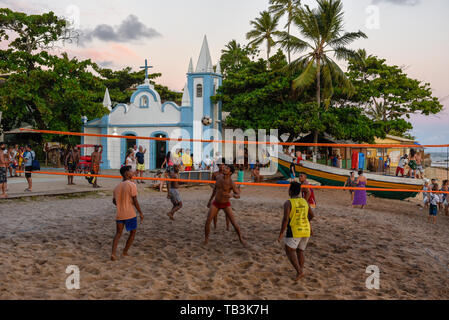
[
  {"x1": 196, "y1": 84, "x2": 203, "y2": 98},
  {"x1": 140, "y1": 95, "x2": 149, "y2": 108}
]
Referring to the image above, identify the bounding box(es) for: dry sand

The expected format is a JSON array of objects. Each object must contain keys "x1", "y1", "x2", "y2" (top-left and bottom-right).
[{"x1": 0, "y1": 184, "x2": 448, "y2": 300}]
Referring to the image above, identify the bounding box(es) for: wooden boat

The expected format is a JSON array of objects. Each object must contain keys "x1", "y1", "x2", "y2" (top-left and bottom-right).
[{"x1": 272, "y1": 152, "x2": 423, "y2": 200}]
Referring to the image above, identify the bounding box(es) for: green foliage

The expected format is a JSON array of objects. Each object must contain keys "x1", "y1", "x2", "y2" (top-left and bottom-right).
[
  {"x1": 346, "y1": 49, "x2": 443, "y2": 136},
  {"x1": 0, "y1": 9, "x2": 182, "y2": 143},
  {"x1": 213, "y1": 50, "x2": 382, "y2": 143},
  {"x1": 246, "y1": 11, "x2": 283, "y2": 62}
]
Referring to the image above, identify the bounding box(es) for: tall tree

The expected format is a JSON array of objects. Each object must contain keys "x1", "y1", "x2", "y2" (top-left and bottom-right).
[
  {"x1": 269, "y1": 0, "x2": 302, "y2": 64},
  {"x1": 246, "y1": 11, "x2": 282, "y2": 66},
  {"x1": 219, "y1": 40, "x2": 251, "y2": 76},
  {"x1": 285, "y1": 0, "x2": 367, "y2": 152},
  {"x1": 346, "y1": 49, "x2": 443, "y2": 137},
  {"x1": 213, "y1": 50, "x2": 384, "y2": 143}
]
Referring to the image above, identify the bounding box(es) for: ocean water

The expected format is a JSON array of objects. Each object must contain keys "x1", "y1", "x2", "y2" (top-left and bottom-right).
[{"x1": 428, "y1": 152, "x2": 449, "y2": 163}]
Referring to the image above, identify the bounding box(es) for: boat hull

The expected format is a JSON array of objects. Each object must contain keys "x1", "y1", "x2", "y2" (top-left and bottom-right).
[{"x1": 274, "y1": 157, "x2": 422, "y2": 200}]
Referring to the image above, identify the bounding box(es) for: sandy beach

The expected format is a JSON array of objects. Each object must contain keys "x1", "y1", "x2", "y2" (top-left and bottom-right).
[{"x1": 0, "y1": 182, "x2": 448, "y2": 300}]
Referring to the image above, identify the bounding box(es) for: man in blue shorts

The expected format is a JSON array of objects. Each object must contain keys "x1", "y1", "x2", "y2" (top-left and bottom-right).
[{"x1": 111, "y1": 166, "x2": 144, "y2": 261}]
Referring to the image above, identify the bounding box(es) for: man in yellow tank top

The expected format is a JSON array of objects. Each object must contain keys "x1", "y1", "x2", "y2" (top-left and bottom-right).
[{"x1": 278, "y1": 182, "x2": 314, "y2": 281}]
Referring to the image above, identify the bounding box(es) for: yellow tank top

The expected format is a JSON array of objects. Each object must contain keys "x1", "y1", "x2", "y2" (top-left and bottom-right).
[{"x1": 287, "y1": 198, "x2": 310, "y2": 238}]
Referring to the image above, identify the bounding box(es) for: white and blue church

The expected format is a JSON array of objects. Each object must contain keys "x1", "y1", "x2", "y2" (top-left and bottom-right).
[{"x1": 82, "y1": 36, "x2": 223, "y2": 170}]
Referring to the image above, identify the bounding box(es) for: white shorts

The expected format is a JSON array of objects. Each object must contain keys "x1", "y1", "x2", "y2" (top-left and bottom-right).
[
  {"x1": 284, "y1": 237, "x2": 309, "y2": 250},
  {"x1": 423, "y1": 196, "x2": 429, "y2": 204}
]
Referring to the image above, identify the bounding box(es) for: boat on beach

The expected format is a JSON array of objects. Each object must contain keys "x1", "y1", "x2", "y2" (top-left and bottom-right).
[{"x1": 272, "y1": 152, "x2": 424, "y2": 200}]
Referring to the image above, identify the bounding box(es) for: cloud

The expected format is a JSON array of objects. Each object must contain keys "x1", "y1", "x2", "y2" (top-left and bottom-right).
[
  {"x1": 371, "y1": 0, "x2": 420, "y2": 6},
  {"x1": 79, "y1": 15, "x2": 161, "y2": 45}
]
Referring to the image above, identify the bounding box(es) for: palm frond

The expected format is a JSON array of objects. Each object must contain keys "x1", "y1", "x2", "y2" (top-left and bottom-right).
[{"x1": 292, "y1": 58, "x2": 317, "y2": 90}]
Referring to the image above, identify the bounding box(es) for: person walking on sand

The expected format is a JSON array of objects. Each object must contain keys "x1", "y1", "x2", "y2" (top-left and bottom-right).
[
  {"x1": 166, "y1": 164, "x2": 183, "y2": 220},
  {"x1": 344, "y1": 172, "x2": 357, "y2": 204},
  {"x1": 0, "y1": 143, "x2": 9, "y2": 198},
  {"x1": 91, "y1": 145, "x2": 103, "y2": 188},
  {"x1": 204, "y1": 164, "x2": 245, "y2": 246},
  {"x1": 135, "y1": 146, "x2": 147, "y2": 184},
  {"x1": 278, "y1": 182, "x2": 314, "y2": 281},
  {"x1": 111, "y1": 166, "x2": 144, "y2": 261},
  {"x1": 352, "y1": 170, "x2": 367, "y2": 209}
]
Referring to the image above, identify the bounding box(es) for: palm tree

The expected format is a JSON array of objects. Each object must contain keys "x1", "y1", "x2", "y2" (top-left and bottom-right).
[
  {"x1": 246, "y1": 11, "x2": 282, "y2": 66},
  {"x1": 269, "y1": 0, "x2": 302, "y2": 64},
  {"x1": 220, "y1": 40, "x2": 249, "y2": 71},
  {"x1": 286, "y1": 0, "x2": 367, "y2": 153}
]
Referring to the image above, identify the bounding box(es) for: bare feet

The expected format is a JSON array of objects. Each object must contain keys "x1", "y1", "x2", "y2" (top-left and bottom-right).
[
  {"x1": 122, "y1": 251, "x2": 130, "y2": 257},
  {"x1": 203, "y1": 239, "x2": 209, "y2": 246},
  {"x1": 111, "y1": 255, "x2": 117, "y2": 261},
  {"x1": 167, "y1": 212, "x2": 175, "y2": 221},
  {"x1": 295, "y1": 272, "x2": 305, "y2": 281},
  {"x1": 0, "y1": 194, "x2": 7, "y2": 198}
]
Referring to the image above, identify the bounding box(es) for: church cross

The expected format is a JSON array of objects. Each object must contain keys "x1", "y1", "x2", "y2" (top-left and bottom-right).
[{"x1": 140, "y1": 59, "x2": 153, "y2": 80}]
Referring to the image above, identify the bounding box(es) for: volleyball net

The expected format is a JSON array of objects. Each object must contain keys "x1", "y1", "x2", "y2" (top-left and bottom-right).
[{"x1": 17, "y1": 128, "x2": 449, "y2": 195}]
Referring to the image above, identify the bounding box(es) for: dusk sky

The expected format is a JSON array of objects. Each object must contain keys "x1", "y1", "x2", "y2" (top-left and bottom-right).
[{"x1": 1, "y1": 0, "x2": 448, "y2": 146}]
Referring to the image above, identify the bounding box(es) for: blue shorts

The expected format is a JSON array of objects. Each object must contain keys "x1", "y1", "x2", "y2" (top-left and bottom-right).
[
  {"x1": 117, "y1": 217, "x2": 138, "y2": 232},
  {"x1": 290, "y1": 173, "x2": 295, "y2": 179},
  {"x1": 429, "y1": 205, "x2": 438, "y2": 216}
]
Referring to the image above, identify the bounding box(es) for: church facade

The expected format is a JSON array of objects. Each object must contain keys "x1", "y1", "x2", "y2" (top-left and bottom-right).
[{"x1": 82, "y1": 36, "x2": 223, "y2": 170}]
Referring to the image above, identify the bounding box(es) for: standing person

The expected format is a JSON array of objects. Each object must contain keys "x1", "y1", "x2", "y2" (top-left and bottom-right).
[
  {"x1": 407, "y1": 149, "x2": 418, "y2": 179},
  {"x1": 65, "y1": 146, "x2": 78, "y2": 185},
  {"x1": 17, "y1": 146, "x2": 24, "y2": 177},
  {"x1": 90, "y1": 145, "x2": 103, "y2": 189},
  {"x1": 278, "y1": 182, "x2": 314, "y2": 281},
  {"x1": 161, "y1": 151, "x2": 174, "y2": 171},
  {"x1": 131, "y1": 145, "x2": 138, "y2": 176},
  {"x1": 252, "y1": 160, "x2": 262, "y2": 183},
  {"x1": 208, "y1": 158, "x2": 229, "y2": 230},
  {"x1": 166, "y1": 164, "x2": 183, "y2": 220},
  {"x1": 421, "y1": 179, "x2": 430, "y2": 211},
  {"x1": 352, "y1": 170, "x2": 367, "y2": 209},
  {"x1": 237, "y1": 164, "x2": 245, "y2": 188},
  {"x1": 111, "y1": 165, "x2": 144, "y2": 261},
  {"x1": 440, "y1": 180, "x2": 448, "y2": 216},
  {"x1": 8, "y1": 146, "x2": 18, "y2": 178},
  {"x1": 295, "y1": 151, "x2": 303, "y2": 164},
  {"x1": 23, "y1": 145, "x2": 35, "y2": 192},
  {"x1": 0, "y1": 143, "x2": 8, "y2": 198},
  {"x1": 204, "y1": 164, "x2": 245, "y2": 246},
  {"x1": 203, "y1": 155, "x2": 212, "y2": 170},
  {"x1": 344, "y1": 172, "x2": 357, "y2": 204},
  {"x1": 428, "y1": 183, "x2": 440, "y2": 224},
  {"x1": 289, "y1": 159, "x2": 296, "y2": 182},
  {"x1": 299, "y1": 173, "x2": 317, "y2": 209},
  {"x1": 415, "y1": 152, "x2": 423, "y2": 179},
  {"x1": 396, "y1": 154, "x2": 408, "y2": 177},
  {"x1": 384, "y1": 155, "x2": 391, "y2": 174},
  {"x1": 182, "y1": 149, "x2": 193, "y2": 171},
  {"x1": 135, "y1": 146, "x2": 147, "y2": 184}
]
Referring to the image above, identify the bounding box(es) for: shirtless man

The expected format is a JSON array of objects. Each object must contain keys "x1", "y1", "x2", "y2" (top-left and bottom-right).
[
  {"x1": 91, "y1": 145, "x2": 103, "y2": 188},
  {"x1": 204, "y1": 164, "x2": 245, "y2": 246},
  {"x1": 0, "y1": 143, "x2": 9, "y2": 198},
  {"x1": 167, "y1": 164, "x2": 183, "y2": 220},
  {"x1": 208, "y1": 158, "x2": 231, "y2": 230},
  {"x1": 65, "y1": 146, "x2": 79, "y2": 185}
]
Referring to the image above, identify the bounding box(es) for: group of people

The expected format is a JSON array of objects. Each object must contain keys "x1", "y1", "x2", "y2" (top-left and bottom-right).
[
  {"x1": 64, "y1": 145, "x2": 103, "y2": 188},
  {"x1": 396, "y1": 149, "x2": 424, "y2": 179},
  {"x1": 422, "y1": 178, "x2": 449, "y2": 224},
  {"x1": 0, "y1": 143, "x2": 36, "y2": 197},
  {"x1": 111, "y1": 157, "x2": 317, "y2": 281}
]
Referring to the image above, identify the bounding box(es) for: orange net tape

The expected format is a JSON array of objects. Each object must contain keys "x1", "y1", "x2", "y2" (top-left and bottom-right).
[{"x1": 15, "y1": 171, "x2": 449, "y2": 194}]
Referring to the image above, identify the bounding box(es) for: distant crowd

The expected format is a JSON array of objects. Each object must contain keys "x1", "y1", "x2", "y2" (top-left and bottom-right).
[{"x1": 0, "y1": 143, "x2": 37, "y2": 197}]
